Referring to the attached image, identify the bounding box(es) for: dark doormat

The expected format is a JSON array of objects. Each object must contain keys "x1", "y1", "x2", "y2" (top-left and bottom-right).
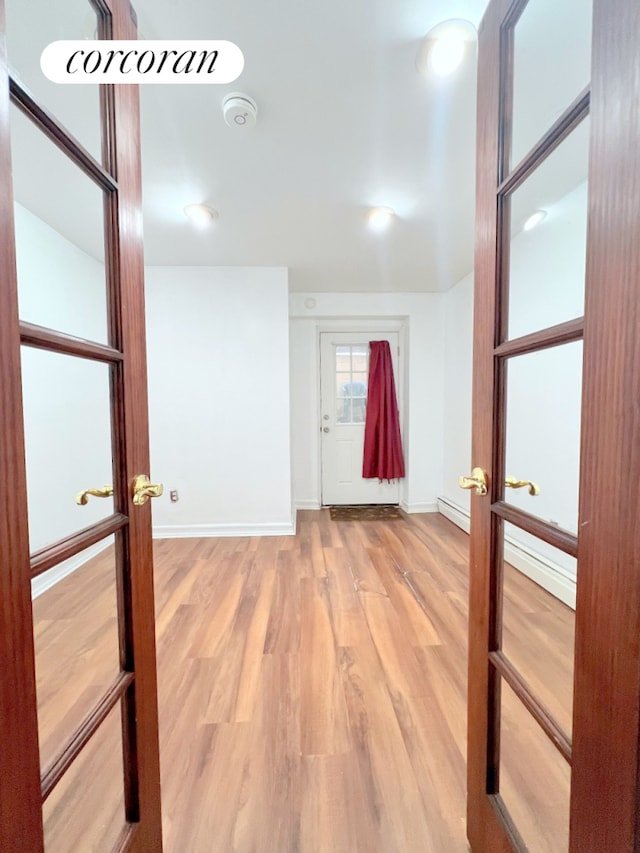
[{"x1": 329, "y1": 504, "x2": 403, "y2": 521}]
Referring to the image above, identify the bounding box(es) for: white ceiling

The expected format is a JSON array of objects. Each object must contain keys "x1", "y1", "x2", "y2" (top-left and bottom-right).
[
  {"x1": 6, "y1": 0, "x2": 592, "y2": 294},
  {"x1": 133, "y1": 0, "x2": 488, "y2": 292}
]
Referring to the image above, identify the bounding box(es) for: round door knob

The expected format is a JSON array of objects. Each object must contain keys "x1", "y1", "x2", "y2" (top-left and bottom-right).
[{"x1": 323, "y1": 426, "x2": 330, "y2": 433}]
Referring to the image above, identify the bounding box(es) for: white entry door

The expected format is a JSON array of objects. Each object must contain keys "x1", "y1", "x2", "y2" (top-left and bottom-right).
[{"x1": 320, "y1": 331, "x2": 401, "y2": 505}]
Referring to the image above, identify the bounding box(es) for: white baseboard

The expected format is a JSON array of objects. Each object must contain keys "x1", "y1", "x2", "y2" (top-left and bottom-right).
[
  {"x1": 153, "y1": 521, "x2": 296, "y2": 539},
  {"x1": 31, "y1": 537, "x2": 114, "y2": 599},
  {"x1": 295, "y1": 499, "x2": 322, "y2": 510},
  {"x1": 437, "y1": 497, "x2": 471, "y2": 533},
  {"x1": 400, "y1": 501, "x2": 439, "y2": 514},
  {"x1": 437, "y1": 497, "x2": 576, "y2": 610}
]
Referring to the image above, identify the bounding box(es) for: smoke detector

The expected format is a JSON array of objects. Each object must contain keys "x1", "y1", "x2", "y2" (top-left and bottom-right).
[{"x1": 222, "y1": 93, "x2": 258, "y2": 129}]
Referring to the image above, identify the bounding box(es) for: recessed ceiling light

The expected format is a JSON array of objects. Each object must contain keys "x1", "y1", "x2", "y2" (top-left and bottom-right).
[
  {"x1": 416, "y1": 19, "x2": 477, "y2": 77},
  {"x1": 430, "y1": 32, "x2": 466, "y2": 76},
  {"x1": 523, "y1": 210, "x2": 547, "y2": 232},
  {"x1": 368, "y1": 206, "x2": 395, "y2": 232},
  {"x1": 184, "y1": 204, "x2": 218, "y2": 228}
]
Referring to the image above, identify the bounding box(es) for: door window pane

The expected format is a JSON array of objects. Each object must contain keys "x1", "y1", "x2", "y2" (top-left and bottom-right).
[
  {"x1": 11, "y1": 105, "x2": 109, "y2": 344},
  {"x1": 43, "y1": 702, "x2": 127, "y2": 852},
  {"x1": 5, "y1": 0, "x2": 105, "y2": 161},
  {"x1": 508, "y1": 119, "x2": 589, "y2": 340},
  {"x1": 335, "y1": 345, "x2": 369, "y2": 424},
  {"x1": 511, "y1": 0, "x2": 592, "y2": 168},
  {"x1": 21, "y1": 347, "x2": 115, "y2": 552},
  {"x1": 32, "y1": 536, "x2": 120, "y2": 771},
  {"x1": 501, "y1": 530, "x2": 575, "y2": 736},
  {"x1": 499, "y1": 678, "x2": 571, "y2": 852},
  {"x1": 504, "y1": 342, "x2": 583, "y2": 535}
]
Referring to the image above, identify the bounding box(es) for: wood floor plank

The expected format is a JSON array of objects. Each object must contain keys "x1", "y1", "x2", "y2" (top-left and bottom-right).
[
  {"x1": 323, "y1": 546, "x2": 371, "y2": 647},
  {"x1": 31, "y1": 509, "x2": 574, "y2": 851},
  {"x1": 153, "y1": 551, "x2": 202, "y2": 639},
  {"x1": 163, "y1": 722, "x2": 252, "y2": 852},
  {"x1": 339, "y1": 642, "x2": 438, "y2": 853},
  {"x1": 299, "y1": 577, "x2": 351, "y2": 756},
  {"x1": 366, "y1": 547, "x2": 442, "y2": 647},
  {"x1": 391, "y1": 690, "x2": 468, "y2": 853},
  {"x1": 308, "y1": 518, "x2": 329, "y2": 577},
  {"x1": 359, "y1": 591, "x2": 429, "y2": 702},
  {"x1": 233, "y1": 652, "x2": 302, "y2": 852},
  {"x1": 407, "y1": 569, "x2": 468, "y2": 653},
  {"x1": 231, "y1": 567, "x2": 276, "y2": 723},
  {"x1": 300, "y1": 753, "x2": 378, "y2": 853},
  {"x1": 415, "y1": 645, "x2": 469, "y2": 763},
  {"x1": 200, "y1": 559, "x2": 264, "y2": 723},
  {"x1": 340, "y1": 526, "x2": 389, "y2": 595},
  {"x1": 263, "y1": 551, "x2": 300, "y2": 654},
  {"x1": 187, "y1": 561, "x2": 246, "y2": 659}
]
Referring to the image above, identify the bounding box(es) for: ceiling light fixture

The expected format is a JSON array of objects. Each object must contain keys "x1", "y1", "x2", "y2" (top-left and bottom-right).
[
  {"x1": 416, "y1": 19, "x2": 477, "y2": 77},
  {"x1": 368, "y1": 206, "x2": 395, "y2": 232},
  {"x1": 523, "y1": 210, "x2": 547, "y2": 232},
  {"x1": 184, "y1": 203, "x2": 218, "y2": 228}
]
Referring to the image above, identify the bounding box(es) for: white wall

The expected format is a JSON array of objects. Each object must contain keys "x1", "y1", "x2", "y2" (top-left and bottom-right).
[
  {"x1": 289, "y1": 291, "x2": 445, "y2": 513},
  {"x1": 440, "y1": 183, "x2": 587, "y2": 606},
  {"x1": 442, "y1": 270, "x2": 474, "y2": 514},
  {"x1": 145, "y1": 266, "x2": 294, "y2": 537}
]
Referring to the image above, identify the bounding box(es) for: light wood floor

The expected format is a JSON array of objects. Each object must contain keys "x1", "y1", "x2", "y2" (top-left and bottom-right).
[{"x1": 32, "y1": 511, "x2": 575, "y2": 852}]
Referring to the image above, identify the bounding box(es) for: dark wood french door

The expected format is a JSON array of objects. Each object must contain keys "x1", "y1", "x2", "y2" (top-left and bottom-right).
[
  {"x1": 0, "y1": 0, "x2": 163, "y2": 850},
  {"x1": 467, "y1": 0, "x2": 640, "y2": 850}
]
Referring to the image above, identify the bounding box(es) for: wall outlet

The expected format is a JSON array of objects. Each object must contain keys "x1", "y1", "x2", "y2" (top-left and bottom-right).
[{"x1": 170, "y1": 489, "x2": 179, "y2": 502}]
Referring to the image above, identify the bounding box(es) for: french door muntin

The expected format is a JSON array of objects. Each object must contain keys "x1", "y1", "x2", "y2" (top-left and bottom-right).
[
  {"x1": 470, "y1": 0, "x2": 640, "y2": 850},
  {"x1": 0, "y1": 0, "x2": 162, "y2": 850}
]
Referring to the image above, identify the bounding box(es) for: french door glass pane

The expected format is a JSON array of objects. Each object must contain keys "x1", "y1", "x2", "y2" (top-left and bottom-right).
[
  {"x1": 511, "y1": 0, "x2": 592, "y2": 168},
  {"x1": 504, "y1": 341, "x2": 583, "y2": 535},
  {"x1": 499, "y1": 678, "x2": 571, "y2": 852},
  {"x1": 501, "y1": 529, "x2": 575, "y2": 736},
  {"x1": 10, "y1": 105, "x2": 109, "y2": 344},
  {"x1": 21, "y1": 347, "x2": 115, "y2": 552},
  {"x1": 31, "y1": 536, "x2": 120, "y2": 771},
  {"x1": 508, "y1": 118, "x2": 590, "y2": 341},
  {"x1": 5, "y1": 0, "x2": 104, "y2": 161},
  {"x1": 43, "y1": 702, "x2": 127, "y2": 852}
]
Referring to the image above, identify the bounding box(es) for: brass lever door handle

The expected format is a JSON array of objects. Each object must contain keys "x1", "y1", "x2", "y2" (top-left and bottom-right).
[
  {"x1": 76, "y1": 485, "x2": 114, "y2": 505},
  {"x1": 132, "y1": 474, "x2": 164, "y2": 506},
  {"x1": 458, "y1": 467, "x2": 488, "y2": 496},
  {"x1": 505, "y1": 476, "x2": 540, "y2": 496}
]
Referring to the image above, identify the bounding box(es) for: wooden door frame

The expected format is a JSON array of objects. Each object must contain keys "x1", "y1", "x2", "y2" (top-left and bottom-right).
[
  {"x1": 469, "y1": 0, "x2": 640, "y2": 850},
  {"x1": 109, "y1": 2, "x2": 163, "y2": 850},
  {"x1": 0, "y1": 0, "x2": 43, "y2": 844},
  {"x1": 467, "y1": 0, "x2": 514, "y2": 847},
  {"x1": 570, "y1": 0, "x2": 640, "y2": 848},
  {"x1": 0, "y1": 1, "x2": 162, "y2": 850}
]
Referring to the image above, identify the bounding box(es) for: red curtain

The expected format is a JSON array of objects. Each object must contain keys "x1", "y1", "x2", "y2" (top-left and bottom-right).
[{"x1": 362, "y1": 340, "x2": 405, "y2": 481}]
